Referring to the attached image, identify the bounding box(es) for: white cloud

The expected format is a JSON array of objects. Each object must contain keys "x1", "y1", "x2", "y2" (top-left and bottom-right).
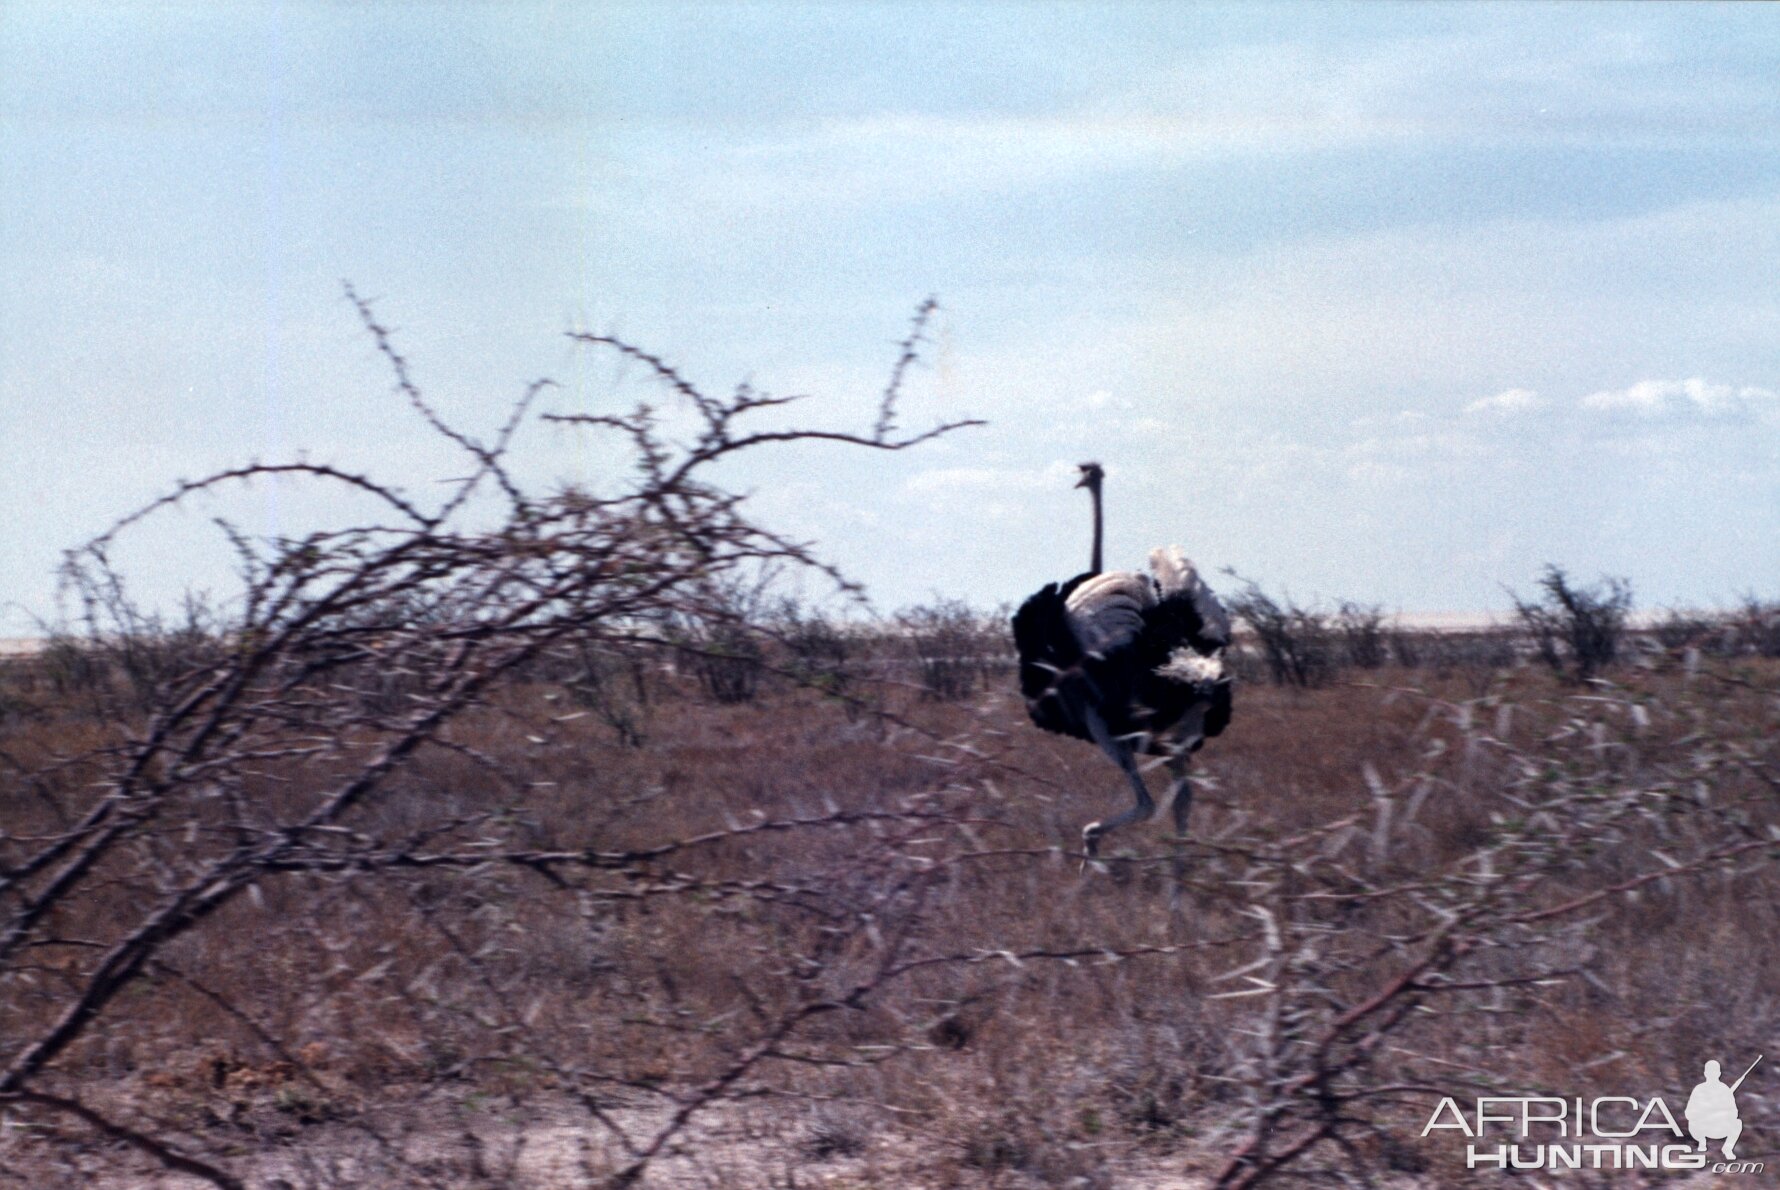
[
  {"x1": 1579, "y1": 377, "x2": 1778, "y2": 419},
  {"x1": 902, "y1": 460, "x2": 1076, "y2": 496},
  {"x1": 1464, "y1": 387, "x2": 1544, "y2": 415}
]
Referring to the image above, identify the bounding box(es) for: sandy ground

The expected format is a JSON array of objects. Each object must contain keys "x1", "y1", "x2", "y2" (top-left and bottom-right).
[{"x1": 22, "y1": 1094, "x2": 1225, "y2": 1189}]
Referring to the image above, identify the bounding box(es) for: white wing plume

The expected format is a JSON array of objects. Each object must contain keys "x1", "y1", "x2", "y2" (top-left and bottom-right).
[{"x1": 1149, "y1": 545, "x2": 1230, "y2": 645}]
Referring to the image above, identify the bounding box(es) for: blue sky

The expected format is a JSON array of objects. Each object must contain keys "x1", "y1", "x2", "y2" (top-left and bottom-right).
[{"x1": 3, "y1": 3, "x2": 1779, "y2": 633}]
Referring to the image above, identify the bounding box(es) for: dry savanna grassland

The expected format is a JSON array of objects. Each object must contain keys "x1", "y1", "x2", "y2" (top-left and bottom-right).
[
  {"x1": 2, "y1": 610, "x2": 1778, "y2": 1189},
  {"x1": 2, "y1": 302, "x2": 1778, "y2": 1188}
]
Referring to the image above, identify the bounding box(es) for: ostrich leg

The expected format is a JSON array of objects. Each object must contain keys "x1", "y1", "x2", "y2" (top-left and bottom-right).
[
  {"x1": 1165, "y1": 742, "x2": 1195, "y2": 910},
  {"x1": 1080, "y1": 704, "x2": 1155, "y2": 866},
  {"x1": 1166, "y1": 743, "x2": 1195, "y2": 837}
]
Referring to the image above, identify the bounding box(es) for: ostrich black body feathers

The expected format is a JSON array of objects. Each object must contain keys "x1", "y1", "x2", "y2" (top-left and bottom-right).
[{"x1": 1012, "y1": 557, "x2": 1231, "y2": 756}]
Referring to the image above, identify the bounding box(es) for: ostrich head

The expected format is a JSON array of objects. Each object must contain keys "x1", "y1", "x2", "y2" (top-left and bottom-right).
[{"x1": 1074, "y1": 461, "x2": 1104, "y2": 491}]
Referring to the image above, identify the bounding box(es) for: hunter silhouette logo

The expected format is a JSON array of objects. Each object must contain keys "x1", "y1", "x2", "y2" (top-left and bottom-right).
[
  {"x1": 1422, "y1": 1053, "x2": 1764, "y2": 1173},
  {"x1": 1688, "y1": 1056, "x2": 1760, "y2": 1161}
]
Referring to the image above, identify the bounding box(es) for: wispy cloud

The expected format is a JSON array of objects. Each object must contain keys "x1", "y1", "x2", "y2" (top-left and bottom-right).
[
  {"x1": 553, "y1": 11, "x2": 1780, "y2": 224},
  {"x1": 1579, "y1": 377, "x2": 1778, "y2": 420},
  {"x1": 902, "y1": 460, "x2": 1077, "y2": 497},
  {"x1": 1464, "y1": 388, "x2": 1544, "y2": 416}
]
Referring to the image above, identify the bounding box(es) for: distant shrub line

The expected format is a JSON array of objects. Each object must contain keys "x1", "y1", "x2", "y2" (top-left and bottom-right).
[{"x1": 12, "y1": 571, "x2": 1777, "y2": 732}]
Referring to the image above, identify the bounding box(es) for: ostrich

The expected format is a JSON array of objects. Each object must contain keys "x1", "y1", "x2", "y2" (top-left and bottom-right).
[{"x1": 1010, "y1": 462, "x2": 1233, "y2": 864}]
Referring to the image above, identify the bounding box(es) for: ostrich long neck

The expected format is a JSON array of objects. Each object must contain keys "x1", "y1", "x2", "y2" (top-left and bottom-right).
[{"x1": 1088, "y1": 482, "x2": 1103, "y2": 574}]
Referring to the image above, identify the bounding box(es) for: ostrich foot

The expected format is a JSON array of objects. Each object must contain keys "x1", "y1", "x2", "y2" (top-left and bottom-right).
[{"x1": 1080, "y1": 822, "x2": 1105, "y2": 873}]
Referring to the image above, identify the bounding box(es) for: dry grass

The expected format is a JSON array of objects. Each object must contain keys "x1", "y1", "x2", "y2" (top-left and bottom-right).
[{"x1": 3, "y1": 644, "x2": 1777, "y2": 1188}]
